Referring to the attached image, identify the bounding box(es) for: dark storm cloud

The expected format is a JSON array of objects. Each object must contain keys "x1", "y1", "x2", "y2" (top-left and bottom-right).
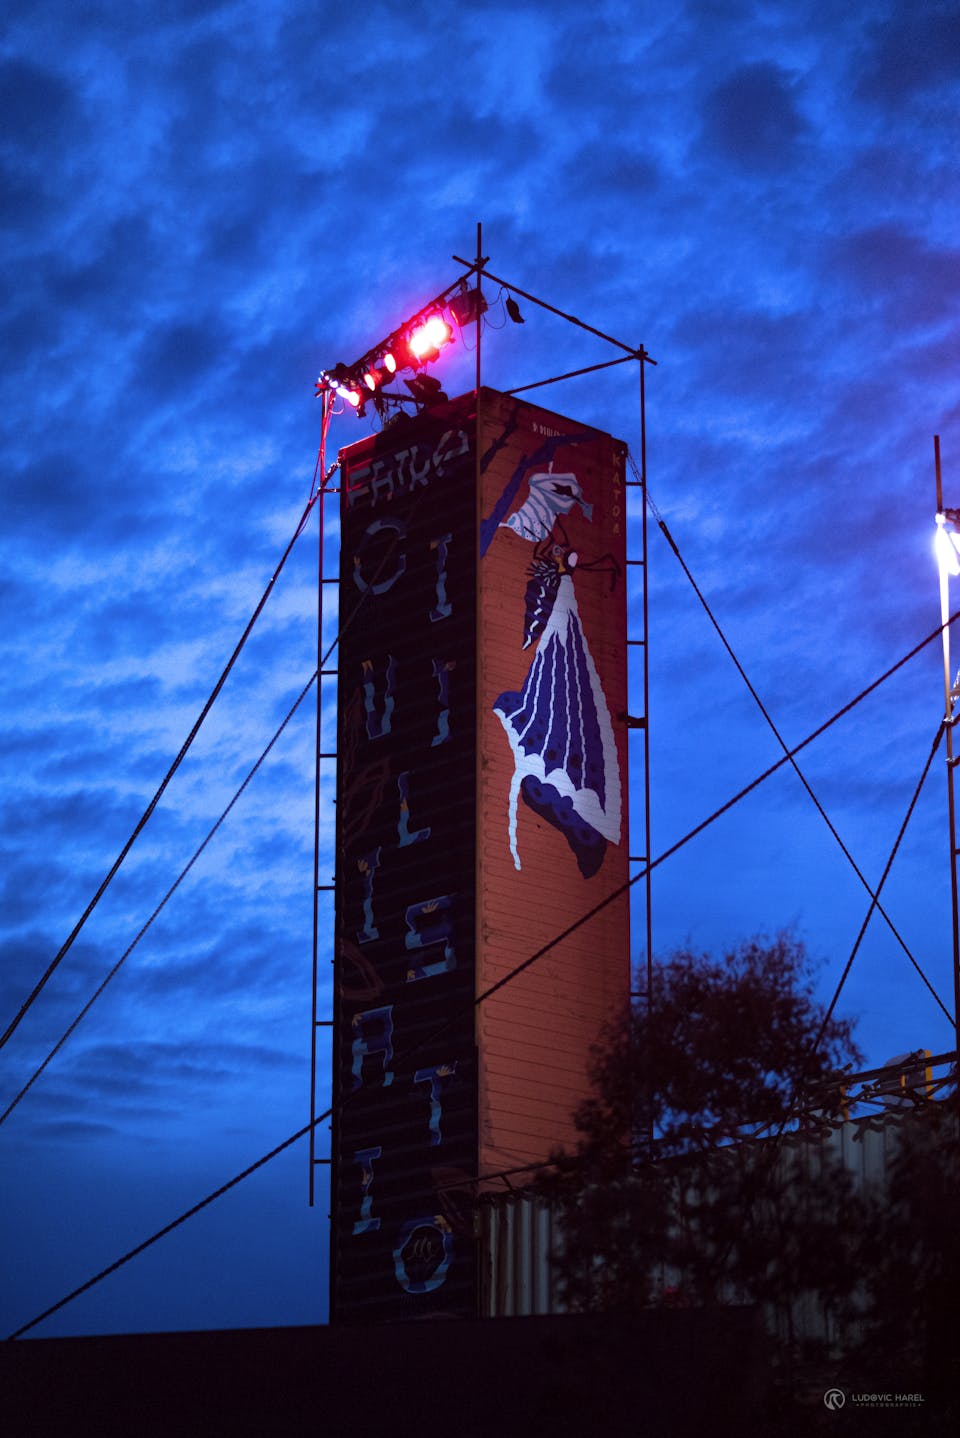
[
  {"x1": 130, "y1": 940, "x2": 291, "y2": 1003},
  {"x1": 61, "y1": 1037, "x2": 300, "y2": 1095},
  {"x1": 46, "y1": 215, "x2": 165, "y2": 314},
  {"x1": 30, "y1": 1118, "x2": 121, "y2": 1141},
  {"x1": 3, "y1": 450, "x2": 93, "y2": 534},
  {"x1": 0, "y1": 928, "x2": 63, "y2": 1013},
  {"x1": 0, "y1": 55, "x2": 79, "y2": 154},
  {"x1": 0, "y1": 786, "x2": 142, "y2": 851},
  {"x1": 671, "y1": 304, "x2": 813, "y2": 404},
  {"x1": 828, "y1": 225, "x2": 960, "y2": 329},
  {"x1": 702, "y1": 62, "x2": 809, "y2": 170},
  {"x1": 544, "y1": 42, "x2": 643, "y2": 124},
  {"x1": 0, "y1": 855, "x2": 79, "y2": 931},
  {"x1": 0, "y1": 159, "x2": 51, "y2": 232},
  {"x1": 855, "y1": 0, "x2": 960, "y2": 104},
  {"x1": 559, "y1": 145, "x2": 661, "y2": 203}
]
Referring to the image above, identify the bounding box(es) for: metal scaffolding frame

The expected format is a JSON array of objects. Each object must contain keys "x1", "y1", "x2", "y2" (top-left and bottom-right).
[{"x1": 308, "y1": 229, "x2": 657, "y2": 1202}]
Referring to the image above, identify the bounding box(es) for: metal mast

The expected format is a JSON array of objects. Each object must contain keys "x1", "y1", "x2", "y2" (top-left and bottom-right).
[{"x1": 933, "y1": 435, "x2": 960, "y2": 1062}]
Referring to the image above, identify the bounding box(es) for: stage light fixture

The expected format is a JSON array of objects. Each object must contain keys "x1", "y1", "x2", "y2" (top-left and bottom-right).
[
  {"x1": 328, "y1": 374, "x2": 363, "y2": 408},
  {"x1": 317, "y1": 295, "x2": 460, "y2": 418},
  {"x1": 448, "y1": 285, "x2": 488, "y2": 327},
  {"x1": 408, "y1": 314, "x2": 454, "y2": 364},
  {"x1": 405, "y1": 372, "x2": 447, "y2": 405}
]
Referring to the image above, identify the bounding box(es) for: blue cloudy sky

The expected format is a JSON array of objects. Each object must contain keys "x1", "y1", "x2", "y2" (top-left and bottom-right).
[{"x1": 2, "y1": 0, "x2": 958, "y2": 1338}]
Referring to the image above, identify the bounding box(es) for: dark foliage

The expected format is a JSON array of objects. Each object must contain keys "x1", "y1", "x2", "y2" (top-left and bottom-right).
[
  {"x1": 854, "y1": 1090, "x2": 960, "y2": 1417},
  {"x1": 538, "y1": 935, "x2": 865, "y2": 1334},
  {"x1": 535, "y1": 934, "x2": 960, "y2": 1426}
]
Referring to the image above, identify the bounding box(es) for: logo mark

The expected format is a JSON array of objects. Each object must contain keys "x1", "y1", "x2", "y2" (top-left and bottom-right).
[{"x1": 824, "y1": 1389, "x2": 846, "y2": 1411}]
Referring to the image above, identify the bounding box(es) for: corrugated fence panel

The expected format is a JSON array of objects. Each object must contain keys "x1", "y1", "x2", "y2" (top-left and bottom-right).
[{"x1": 481, "y1": 1113, "x2": 918, "y2": 1328}]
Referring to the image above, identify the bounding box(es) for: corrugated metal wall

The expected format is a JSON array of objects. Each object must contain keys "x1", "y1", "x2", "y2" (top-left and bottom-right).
[
  {"x1": 479, "y1": 1193, "x2": 564, "y2": 1317},
  {"x1": 480, "y1": 1115, "x2": 907, "y2": 1323}
]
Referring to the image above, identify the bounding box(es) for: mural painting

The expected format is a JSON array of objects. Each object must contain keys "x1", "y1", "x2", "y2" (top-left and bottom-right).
[
  {"x1": 476, "y1": 393, "x2": 630, "y2": 1178},
  {"x1": 330, "y1": 390, "x2": 630, "y2": 1321}
]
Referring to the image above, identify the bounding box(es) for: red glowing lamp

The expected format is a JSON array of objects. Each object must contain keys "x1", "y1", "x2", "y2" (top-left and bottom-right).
[{"x1": 408, "y1": 315, "x2": 454, "y2": 364}]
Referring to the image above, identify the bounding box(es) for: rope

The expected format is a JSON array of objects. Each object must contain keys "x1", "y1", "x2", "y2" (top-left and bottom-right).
[
  {"x1": 8, "y1": 606, "x2": 954, "y2": 1339},
  {"x1": 0, "y1": 672, "x2": 319, "y2": 1129},
  {"x1": 0, "y1": 494, "x2": 319, "y2": 1054},
  {"x1": 635, "y1": 455, "x2": 952, "y2": 1024}
]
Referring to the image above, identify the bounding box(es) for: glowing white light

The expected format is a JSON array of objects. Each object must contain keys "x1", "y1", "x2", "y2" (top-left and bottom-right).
[
  {"x1": 409, "y1": 315, "x2": 453, "y2": 360},
  {"x1": 935, "y1": 514, "x2": 960, "y2": 577}
]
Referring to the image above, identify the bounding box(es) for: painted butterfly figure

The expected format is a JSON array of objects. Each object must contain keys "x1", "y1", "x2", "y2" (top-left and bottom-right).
[{"x1": 493, "y1": 528, "x2": 622, "y2": 879}]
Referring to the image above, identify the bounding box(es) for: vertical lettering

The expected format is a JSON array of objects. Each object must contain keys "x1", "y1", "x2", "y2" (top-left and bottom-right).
[
  {"x1": 352, "y1": 1146, "x2": 382, "y2": 1234},
  {"x1": 408, "y1": 445, "x2": 431, "y2": 487},
  {"x1": 370, "y1": 461, "x2": 394, "y2": 502},
  {"x1": 345, "y1": 461, "x2": 371, "y2": 509},
  {"x1": 413, "y1": 1062, "x2": 457, "y2": 1146},
  {"x1": 405, "y1": 894, "x2": 457, "y2": 982},
  {"x1": 356, "y1": 847, "x2": 383, "y2": 943},
  {"x1": 432, "y1": 428, "x2": 470, "y2": 476},
  {"x1": 361, "y1": 655, "x2": 397, "y2": 740},
  {"x1": 431, "y1": 658, "x2": 454, "y2": 747},
  {"x1": 350, "y1": 1005, "x2": 395, "y2": 1090},
  {"x1": 352, "y1": 518, "x2": 406, "y2": 596},
  {"x1": 393, "y1": 1216, "x2": 454, "y2": 1294},
  {"x1": 429, "y1": 533, "x2": 453, "y2": 622},
  {"x1": 397, "y1": 771, "x2": 431, "y2": 848}
]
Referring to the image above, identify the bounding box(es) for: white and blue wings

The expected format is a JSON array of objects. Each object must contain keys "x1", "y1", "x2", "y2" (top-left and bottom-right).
[{"x1": 493, "y1": 553, "x2": 621, "y2": 878}]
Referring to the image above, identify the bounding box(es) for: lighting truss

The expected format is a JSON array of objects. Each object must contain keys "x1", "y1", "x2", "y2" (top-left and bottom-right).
[{"x1": 315, "y1": 281, "x2": 486, "y2": 418}]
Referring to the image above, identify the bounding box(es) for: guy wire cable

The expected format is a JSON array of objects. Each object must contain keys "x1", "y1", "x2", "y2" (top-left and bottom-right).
[
  {"x1": 8, "y1": 605, "x2": 958, "y2": 1340},
  {"x1": 711, "y1": 719, "x2": 946, "y2": 1274},
  {"x1": 634, "y1": 454, "x2": 952, "y2": 1024},
  {"x1": 4, "y1": 372, "x2": 465, "y2": 1064},
  {"x1": 0, "y1": 670, "x2": 319, "y2": 1128},
  {"x1": 0, "y1": 489, "x2": 322, "y2": 1054},
  {"x1": 740, "y1": 716, "x2": 947, "y2": 1151},
  {"x1": 0, "y1": 436, "x2": 441, "y2": 1122},
  {"x1": 801, "y1": 719, "x2": 946, "y2": 1094}
]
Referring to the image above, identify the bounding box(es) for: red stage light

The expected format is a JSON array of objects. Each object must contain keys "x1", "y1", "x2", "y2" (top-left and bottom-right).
[
  {"x1": 409, "y1": 315, "x2": 453, "y2": 362},
  {"x1": 383, "y1": 352, "x2": 397, "y2": 374},
  {"x1": 363, "y1": 368, "x2": 380, "y2": 392}
]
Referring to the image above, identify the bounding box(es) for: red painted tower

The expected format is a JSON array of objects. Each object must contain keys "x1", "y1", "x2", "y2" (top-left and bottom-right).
[{"x1": 329, "y1": 388, "x2": 629, "y2": 1320}]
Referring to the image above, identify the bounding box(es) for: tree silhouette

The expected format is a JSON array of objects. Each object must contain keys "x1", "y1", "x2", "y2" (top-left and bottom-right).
[
  {"x1": 855, "y1": 1088, "x2": 960, "y2": 1421},
  {"x1": 539, "y1": 934, "x2": 865, "y2": 1352}
]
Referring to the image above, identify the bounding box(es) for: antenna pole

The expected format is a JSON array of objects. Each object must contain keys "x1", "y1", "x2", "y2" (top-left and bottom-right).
[
  {"x1": 934, "y1": 434, "x2": 960, "y2": 1063},
  {"x1": 475, "y1": 221, "x2": 482, "y2": 396}
]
